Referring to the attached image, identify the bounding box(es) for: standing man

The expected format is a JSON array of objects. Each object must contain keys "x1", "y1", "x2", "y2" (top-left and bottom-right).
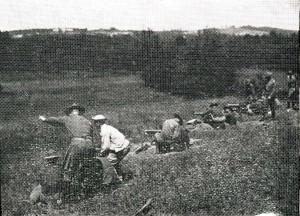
[
  {"x1": 92, "y1": 115, "x2": 130, "y2": 181},
  {"x1": 287, "y1": 70, "x2": 297, "y2": 110},
  {"x1": 261, "y1": 71, "x2": 276, "y2": 120},
  {"x1": 39, "y1": 103, "x2": 95, "y2": 182},
  {"x1": 245, "y1": 79, "x2": 256, "y2": 102}
]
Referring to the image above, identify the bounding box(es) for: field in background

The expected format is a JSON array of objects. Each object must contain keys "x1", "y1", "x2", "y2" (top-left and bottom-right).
[{"x1": 1, "y1": 73, "x2": 298, "y2": 216}]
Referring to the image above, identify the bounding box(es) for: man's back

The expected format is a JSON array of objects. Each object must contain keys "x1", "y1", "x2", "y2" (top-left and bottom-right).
[
  {"x1": 161, "y1": 119, "x2": 180, "y2": 140},
  {"x1": 100, "y1": 124, "x2": 128, "y2": 152}
]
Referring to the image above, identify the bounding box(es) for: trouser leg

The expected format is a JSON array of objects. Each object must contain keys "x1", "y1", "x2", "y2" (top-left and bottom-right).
[
  {"x1": 107, "y1": 147, "x2": 130, "y2": 177},
  {"x1": 268, "y1": 97, "x2": 276, "y2": 119},
  {"x1": 156, "y1": 141, "x2": 165, "y2": 154}
]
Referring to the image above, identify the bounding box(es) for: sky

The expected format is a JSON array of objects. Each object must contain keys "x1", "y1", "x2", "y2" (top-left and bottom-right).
[{"x1": 0, "y1": 0, "x2": 299, "y2": 31}]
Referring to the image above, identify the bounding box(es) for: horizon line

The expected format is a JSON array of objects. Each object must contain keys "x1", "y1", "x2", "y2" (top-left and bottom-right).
[{"x1": 2, "y1": 24, "x2": 298, "y2": 33}]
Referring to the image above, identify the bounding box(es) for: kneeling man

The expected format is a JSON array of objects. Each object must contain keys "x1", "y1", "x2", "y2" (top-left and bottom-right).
[
  {"x1": 155, "y1": 113, "x2": 189, "y2": 153},
  {"x1": 93, "y1": 115, "x2": 130, "y2": 181}
]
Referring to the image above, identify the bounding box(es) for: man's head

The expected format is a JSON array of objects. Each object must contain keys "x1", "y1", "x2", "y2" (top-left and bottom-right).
[
  {"x1": 265, "y1": 71, "x2": 273, "y2": 80},
  {"x1": 70, "y1": 109, "x2": 80, "y2": 116},
  {"x1": 223, "y1": 106, "x2": 233, "y2": 114},
  {"x1": 245, "y1": 79, "x2": 251, "y2": 84},
  {"x1": 65, "y1": 103, "x2": 85, "y2": 116},
  {"x1": 92, "y1": 115, "x2": 107, "y2": 128},
  {"x1": 173, "y1": 113, "x2": 183, "y2": 125},
  {"x1": 209, "y1": 102, "x2": 219, "y2": 108}
]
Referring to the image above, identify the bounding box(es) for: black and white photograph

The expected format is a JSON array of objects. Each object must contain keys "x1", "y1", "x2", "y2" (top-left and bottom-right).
[{"x1": 0, "y1": 0, "x2": 299, "y2": 215}]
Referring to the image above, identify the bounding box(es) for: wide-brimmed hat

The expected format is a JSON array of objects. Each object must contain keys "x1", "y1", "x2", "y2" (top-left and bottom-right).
[
  {"x1": 65, "y1": 103, "x2": 85, "y2": 115},
  {"x1": 92, "y1": 115, "x2": 107, "y2": 121}
]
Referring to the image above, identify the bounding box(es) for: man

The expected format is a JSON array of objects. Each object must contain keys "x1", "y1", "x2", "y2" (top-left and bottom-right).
[
  {"x1": 245, "y1": 79, "x2": 256, "y2": 102},
  {"x1": 261, "y1": 71, "x2": 276, "y2": 120},
  {"x1": 202, "y1": 103, "x2": 226, "y2": 129},
  {"x1": 287, "y1": 71, "x2": 297, "y2": 110},
  {"x1": 39, "y1": 103, "x2": 94, "y2": 182},
  {"x1": 154, "y1": 113, "x2": 189, "y2": 153},
  {"x1": 92, "y1": 115, "x2": 130, "y2": 181},
  {"x1": 223, "y1": 106, "x2": 239, "y2": 126}
]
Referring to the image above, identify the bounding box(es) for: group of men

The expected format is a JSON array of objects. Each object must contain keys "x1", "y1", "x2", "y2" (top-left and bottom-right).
[
  {"x1": 245, "y1": 70, "x2": 298, "y2": 121},
  {"x1": 195, "y1": 70, "x2": 298, "y2": 128},
  {"x1": 39, "y1": 104, "x2": 130, "y2": 184},
  {"x1": 37, "y1": 70, "x2": 298, "y2": 195}
]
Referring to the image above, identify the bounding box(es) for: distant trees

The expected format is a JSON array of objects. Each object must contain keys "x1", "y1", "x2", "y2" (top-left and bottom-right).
[
  {"x1": 0, "y1": 30, "x2": 297, "y2": 96},
  {"x1": 137, "y1": 29, "x2": 299, "y2": 96},
  {"x1": 0, "y1": 31, "x2": 13, "y2": 72}
]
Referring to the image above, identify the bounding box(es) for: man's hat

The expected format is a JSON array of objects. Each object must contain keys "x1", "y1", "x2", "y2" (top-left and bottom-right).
[
  {"x1": 65, "y1": 103, "x2": 85, "y2": 115},
  {"x1": 265, "y1": 71, "x2": 273, "y2": 77},
  {"x1": 209, "y1": 102, "x2": 219, "y2": 107},
  {"x1": 92, "y1": 115, "x2": 107, "y2": 121},
  {"x1": 287, "y1": 70, "x2": 293, "y2": 74}
]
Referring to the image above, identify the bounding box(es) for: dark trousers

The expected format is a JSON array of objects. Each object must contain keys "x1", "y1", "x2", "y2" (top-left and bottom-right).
[
  {"x1": 287, "y1": 90, "x2": 297, "y2": 109},
  {"x1": 268, "y1": 96, "x2": 276, "y2": 119},
  {"x1": 107, "y1": 146, "x2": 131, "y2": 176}
]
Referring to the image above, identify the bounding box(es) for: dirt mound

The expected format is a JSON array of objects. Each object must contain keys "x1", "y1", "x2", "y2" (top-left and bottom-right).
[
  {"x1": 189, "y1": 123, "x2": 214, "y2": 139},
  {"x1": 238, "y1": 120, "x2": 267, "y2": 128}
]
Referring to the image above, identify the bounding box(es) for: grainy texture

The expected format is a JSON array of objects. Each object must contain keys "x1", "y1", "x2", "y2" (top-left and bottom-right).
[{"x1": 0, "y1": 1, "x2": 298, "y2": 215}]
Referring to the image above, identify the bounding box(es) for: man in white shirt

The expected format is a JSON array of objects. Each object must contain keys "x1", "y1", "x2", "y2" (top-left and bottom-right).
[{"x1": 92, "y1": 115, "x2": 130, "y2": 181}]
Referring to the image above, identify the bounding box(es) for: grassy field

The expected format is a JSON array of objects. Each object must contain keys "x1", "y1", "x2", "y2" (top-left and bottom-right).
[{"x1": 1, "y1": 72, "x2": 298, "y2": 216}]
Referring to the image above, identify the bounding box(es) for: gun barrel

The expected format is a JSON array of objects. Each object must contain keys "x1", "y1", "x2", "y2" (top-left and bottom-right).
[
  {"x1": 144, "y1": 130, "x2": 161, "y2": 135},
  {"x1": 226, "y1": 104, "x2": 240, "y2": 107}
]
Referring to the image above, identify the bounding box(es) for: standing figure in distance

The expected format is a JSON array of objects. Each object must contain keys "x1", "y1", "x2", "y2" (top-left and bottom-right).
[
  {"x1": 261, "y1": 72, "x2": 276, "y2": 120},
  {"x1": 287, "y1": 70, "x2": 297, "y2": 110},
  {"x1": 245, "y1": 79, "x2": 257, "y2": 102}
]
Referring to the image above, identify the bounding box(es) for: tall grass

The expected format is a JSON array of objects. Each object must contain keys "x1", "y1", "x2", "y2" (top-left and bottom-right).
[
  {"x1": 39, "y1": 125, "x2": 279, "y2": 216},
  {"x1": 274, "y1": 113, "x2": 299, "y2": 216}
]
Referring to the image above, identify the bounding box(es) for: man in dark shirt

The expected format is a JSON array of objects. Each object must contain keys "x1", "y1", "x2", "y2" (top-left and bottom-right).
[
  {"x1": 224, "y1": 106, "x2": 239, "y2": 126},
  {"x1": 245, "y1": 79, "x2": 256, "y2": 102},
  {"x1": 261, "y1": 72, "x2": 276, "y2": 120},
  {"x1": 287, "y1": 71, "x2": 297, "y2": 110},
  {"x1": 39, "y1": 103, "x2": 95, "y2": 181},
  {"x1": 201, "y1": 103, "x2": 226, "y2": 129}
]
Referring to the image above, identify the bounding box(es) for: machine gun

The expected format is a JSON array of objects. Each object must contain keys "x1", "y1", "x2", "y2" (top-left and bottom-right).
[
  {"x1": 194, "y1": 110, "x2": 214, "y2": 123},
  {"x1": 135, "y1": 130, "x2": 162, "y2": 154}
]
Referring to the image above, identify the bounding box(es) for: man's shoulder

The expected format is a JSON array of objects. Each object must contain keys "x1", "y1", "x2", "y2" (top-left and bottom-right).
[
  {"x1": 212, "y1": 108, "x2": 224, "y2": 117},
  {"x1": 77, "y1": 115, "x2": 91, "y2": 123},
  {"x1": 164, "y1": 119, "x2": 179, "y2": 125},
  {"x1": 270, "y1": 78, "x2": 276, "y2": 84},
  {"x1": 101, "y1": 124, "x2": 115, "y2": 132}
]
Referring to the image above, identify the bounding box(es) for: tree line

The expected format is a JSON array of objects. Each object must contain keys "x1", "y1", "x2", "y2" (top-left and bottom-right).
[{"x1": 0, "y1": 29, "x2": 298, "y2": 96}]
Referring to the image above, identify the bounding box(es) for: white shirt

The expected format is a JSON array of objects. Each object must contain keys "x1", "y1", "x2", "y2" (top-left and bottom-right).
[{"x1": 100, "y1": 124, "x2": 129, "y2": 152}]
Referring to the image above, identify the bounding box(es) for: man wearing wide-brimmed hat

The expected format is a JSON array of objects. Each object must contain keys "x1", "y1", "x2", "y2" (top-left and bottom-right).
[
  {"x1": 92, "y1": 114, "x2": 130, "y2": 181},
  {"x1": 39, "y1": 103, "x2": 94, "y2": 181}
]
